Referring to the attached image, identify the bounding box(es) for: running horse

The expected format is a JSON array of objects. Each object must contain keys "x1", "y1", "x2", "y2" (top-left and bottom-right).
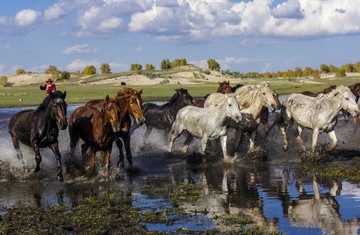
[
  {"x1": 169, "y1": 94, "x2": 242, "y2": 163},
  {"x1": 86, "y1": 88, "x2": 145, "y2": 167},
  {"x1": 69, "y1": 95, "x2": 122, "y2": 172},
  {"x1": 274, "y1": 86, "x2": 359, "y2": 153},
  {"x1": 8, "y1": 91, "x2": 68, "y2": 182},
  {"x1": 193, "y1": 81, "x2": 232, "y2": 108},
  {"x1": 131, "y1": 88, "x2": 193, "y2": 140},
  {"x1": 205, "y1": 82, "x2": 281, "y2": 154}
]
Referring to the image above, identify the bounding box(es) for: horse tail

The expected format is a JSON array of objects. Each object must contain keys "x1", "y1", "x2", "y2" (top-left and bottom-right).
[{"x1": 267, "y1": 105, "x2": 290, "y2": 135}]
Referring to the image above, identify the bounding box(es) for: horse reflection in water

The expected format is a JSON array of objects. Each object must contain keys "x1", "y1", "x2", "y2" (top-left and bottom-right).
[
  {"x1": 8, "y1": 91, "x2": 68, "y2": 182},
  {"x1": 274, "y1": 86, "x2": 360, "y2": 154},
  {"x1": 168, "y1": 95, "x2": 241, "y2": 163},
  {"x1": 205, "y1": 82, "x2": 281, "y2": 155}
]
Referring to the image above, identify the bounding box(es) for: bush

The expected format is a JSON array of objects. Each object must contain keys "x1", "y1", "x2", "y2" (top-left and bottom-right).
[
  {"x1": 0, "y1": 76, "x2": 8, "y2": 87},
  {"x1": 336, "y1": 69, "x2": 346, "y2": 77},
  {"x1": 45, "y1": 65, "x2": 60, "y2": 75},
  {"x1": 100, "y1": 63, "x2": 111, "y2": 74},
  {"x1": 60, "y1": 71, "x2": 71, "y2": 80},
  {"x1": 84, "y1": 65, "x2": 97, "y2": 75},
  {"x1": 16, "y1": 69, "x2": 26, "y2": 75},
  {"x1": 159, "y1": 78, "x2": 169, "y2": 84}
]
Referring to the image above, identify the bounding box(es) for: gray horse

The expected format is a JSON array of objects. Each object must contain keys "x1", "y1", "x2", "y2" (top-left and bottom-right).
[
  {"x1": 168, "y1": 95, "x2": 242, "y2": 163},
  {"x1": 276, "y1": 86, "x2": 359, "y2": 153}
]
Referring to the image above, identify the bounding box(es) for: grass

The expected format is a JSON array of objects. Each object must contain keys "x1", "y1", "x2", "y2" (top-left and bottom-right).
[{"x1": 1, "y1": 67, "x2": 360, "y2": 108}]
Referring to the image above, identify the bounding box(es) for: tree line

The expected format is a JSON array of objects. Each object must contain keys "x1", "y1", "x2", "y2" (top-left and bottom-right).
[{"x1": 14, "y1": 60, "x2": 360, "y2": 79}]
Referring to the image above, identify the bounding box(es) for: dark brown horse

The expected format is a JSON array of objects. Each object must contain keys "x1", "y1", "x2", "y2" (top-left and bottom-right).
[
  {"x1": 194, "y1": 81, "x2": 232, "y2": 107},
  {"x1": 301, "y1": 85, "x2": 337, "y2": 97},
  {"x1": 86, "y1": 88, "x2": 145, "y2": 167},
  {"x1": 8, "y1": 91, "x2": 68, "y2": 182},
  {"x1": 69, "y1": 95, "x2": 121, "y2": 172},
  {"x1": 131, "y1": 88, "x2": 193, "y2": 140}
]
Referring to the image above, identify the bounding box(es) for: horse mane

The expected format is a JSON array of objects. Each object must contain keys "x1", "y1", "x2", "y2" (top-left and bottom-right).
[
  {"x1": 37, "y1": 91, "x2": 64, "y2": 112},
  {"x1": 234, "y1": 82, "x2": 270, "y2": 108},
  {"x1": 168, "y1": 88, "x2": 190, "y2": 104},
  {"x1": 116, "y1": 87, "x2": 138, "y2": 97},
  {"x1": 326, "y1": 85, "x2": 348, "y2": 98}
]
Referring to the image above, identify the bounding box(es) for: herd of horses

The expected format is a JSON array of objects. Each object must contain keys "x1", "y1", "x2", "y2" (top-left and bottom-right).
[{"x1": 7, "y1": 81, "x2": 360, "y2": 181}]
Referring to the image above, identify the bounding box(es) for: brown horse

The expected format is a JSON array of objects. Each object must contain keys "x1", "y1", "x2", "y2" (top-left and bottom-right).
[
  {"x1": 194, "y1": 81, "x2": 232, "y2": 107},
  {"x1": 301, "y1": 85, "x2": 337, "y2": 97},
  {"x1": 69, "y1": 95, "x2": 121, "y2": 172},
  {"x1": 8, "y1": 91, "x2": 68, "y2": 182},
  {"x1": 86, "y1": 88, "x2": 145, "y2": 167}
]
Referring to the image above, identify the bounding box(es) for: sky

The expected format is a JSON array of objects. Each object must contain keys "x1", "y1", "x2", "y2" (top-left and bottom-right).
[{"x1": 0, "y1": 0, "x2": 360, "y2": 75}]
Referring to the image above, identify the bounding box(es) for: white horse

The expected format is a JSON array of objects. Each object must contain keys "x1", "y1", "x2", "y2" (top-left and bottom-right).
[
  {"x1": 168, "y1": 95, "x2": 242, "y2": 163},
  {"x1": 205, "y1": 82, "x2": 281, "y2": 154},
  {"x1": 277, "y1": 86, "x2": 359, "y2": 153}
]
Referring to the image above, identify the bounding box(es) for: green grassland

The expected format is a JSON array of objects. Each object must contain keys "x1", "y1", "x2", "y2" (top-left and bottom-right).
[{"x1": 1, "y1": 67, "x2": 360, "y2": 108}]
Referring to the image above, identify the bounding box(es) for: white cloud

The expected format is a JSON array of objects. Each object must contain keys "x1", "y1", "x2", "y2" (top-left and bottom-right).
[
  {"x1": 272, "y1": 0, "x2": 303, "y2": 19},
  {"x1": 97, "y1": 16, "x2": 124, "y2": 32},
  {"x1": 44, "y1": 4, "x2": 66, "y2": 21},
  {"x1": 135, "y1": 46, "x2": 143, "y2": 52},
  {"x1": 109, "y1": 62, "x2": 128, "y2": 71},
  {"x1": 66, "y1": 59, "x2": 99, "y2": 71},
  {"x1": 15, "y1": 9, "x2": 41, "y2": 26},
  {"x1": 62, "y1": 44, "x2": 100, "y2": 54},
  {"x1": 29, "y1": 65, "x2": 49, "y2": 73}
]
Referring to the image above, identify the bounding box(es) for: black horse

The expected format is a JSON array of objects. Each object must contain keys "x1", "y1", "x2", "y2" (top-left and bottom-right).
[
  {"x1": 131, "y1": 88, "x2": 193, "y2": 139},
  {"x1": 8, "y1": 91, "x2": 68, "y2": 182}
]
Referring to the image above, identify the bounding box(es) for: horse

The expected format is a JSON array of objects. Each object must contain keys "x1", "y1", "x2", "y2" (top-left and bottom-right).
[
  {"x1": 301, "y1": 85, "x2": 337, "y2": 97},
  {"x1": 193, "y1": 81, "x2": 232, "y2": 108},
  {"x1": 131, "y1": 88, "x2": 193, "y2": 140},
  {"x1": 8, "y1": 91, "x2": 68, "y2": 182},
  {"x1": 86, "y1": 88, "x2": 145, "y2": 167},
  {"x1": 69, "y1": 95, "x2": 121, "y2": 172},
  {"x1": 168, "y1": 94, "x2": 242, "y2": 163},
  {"x1": 274, "y1": 86, "x2": 359, "y2": 153},
  {"x1": 205, "y1": 82, "x2": 281, "y2": 154},
  {"x1": 342, "y1": 83, "x2": 360, "y2": 121}
]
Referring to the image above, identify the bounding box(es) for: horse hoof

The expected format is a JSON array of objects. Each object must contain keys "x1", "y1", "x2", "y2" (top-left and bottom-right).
[
  {"x1": 34, "y1": 166, "x2": 40, "y2": 173},
  {"x1": 57, "y1": 176, "x2": 64, "y2": 182},
  {"x1": 117, "y1": 161, "x2": 125, "y2": 168}
]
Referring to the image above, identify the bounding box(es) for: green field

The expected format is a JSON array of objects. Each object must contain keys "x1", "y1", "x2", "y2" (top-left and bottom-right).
[{"x1": 1, "y1": 69, "x2": 360, "y2": 108}]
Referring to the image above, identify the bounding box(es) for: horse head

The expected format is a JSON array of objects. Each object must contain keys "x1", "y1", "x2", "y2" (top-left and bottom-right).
[
  {"x1": 125, "y1": 89, "x2": 146, "y2": 125},
  {"x1": 224, "y1": 95, "x2": 242, "y2": 123},
  {"x1": 217, "y1": 81, "x2": 232, "y2": 94},
  {"x1": 258, "y1": 82, "x2": 281, "y2": 111},
  {"x1": 102, "y1": 95, "x2": 121, "y2": 132},
  {"x1": 332, "y1": 86, "x2": 360, "y2": 117},
  {"x1": 176, "y1": 88, "x2": 194, "y2": 106},
  {"x1": 49, "y1": 91, "x2": 68, "y2": 130}
]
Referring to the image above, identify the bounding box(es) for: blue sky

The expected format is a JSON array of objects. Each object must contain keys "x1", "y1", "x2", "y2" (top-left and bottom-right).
[{"x1": 0, "y1": 0, "x2": 359, "y2": 75}]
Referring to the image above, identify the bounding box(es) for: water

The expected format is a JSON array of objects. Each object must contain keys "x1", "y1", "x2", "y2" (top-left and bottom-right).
[{"x1": 0, "y1": 100, "x2": 360, "y2": 234}]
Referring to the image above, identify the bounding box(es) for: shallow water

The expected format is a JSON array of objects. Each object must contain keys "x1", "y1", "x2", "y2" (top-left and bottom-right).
[{"x1": 0, "y1": 101, "x2": 360, "y2": 234}]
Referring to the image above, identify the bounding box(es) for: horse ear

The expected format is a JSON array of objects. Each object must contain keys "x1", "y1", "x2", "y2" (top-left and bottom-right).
[
  {"x1": 49, "y1": 91, "x2": 55, "y2": 99},
  {"x1": 138, "y1": 89, "x2": 143, "y2": 96},
  {"x1": 105, "y1": 95, "x2": 110, "y2": 103},
  {"x1": 218, "y1": 81, "x2": 221, "y2": 84},
  {"x1": 62, "y1": 91, "x2": 66, "y2": 100}
]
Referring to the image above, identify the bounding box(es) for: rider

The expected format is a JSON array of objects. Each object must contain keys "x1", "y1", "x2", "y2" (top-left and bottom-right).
[{"x1": 40, "y1": 78, "x2": 56, "y2": 96}]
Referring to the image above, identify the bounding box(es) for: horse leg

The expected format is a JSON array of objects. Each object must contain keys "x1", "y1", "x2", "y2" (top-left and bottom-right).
[
  {"x1": 69, "y1": 127, "x2": 79, "y2": 157},
  {"x1": 182, "y1": 134, "x2": 193, "y2": 154},
  {"x1": 296, "y1": 126, "x2": 307, "y2": 151},
  {"x1": 311, "y1": 128, "x2": 320, "y2": 153},
  {"x1": 281, "y1": 126, "x2": 288, "y2": 151},
  {"x1": 81, "y1": 143, "x2": 89, "y2": 158},
  {"x1": 168, "y1": 123, "x2": 182, "y2": 152},
  {"x1": 114, "y1": 136, "x2": 125, "y2": 168},
  {"x1": 104, "y1": 149, "x2": 112, "y2": 171},
  {"x1": 326, "y1": 130, "x2": 338, "y2": 152},
  {"x1": 123, "y1": 133, "x2": 133, "y2": 166},
  {"x1": 220, "y1": 135, "x2": 233, "y2": 163},
  {"x1": 260, "y1": 107, "x2": 269, "y2": 133},
  {"x1": 10, "y1": 135, "x2": 26, "y2": 171},
  {"x1": 89, "y1": 147, "x2": 96, "y2": 172},
  {"x1": 200, "y1": 135, "x2": 208, "y2": 154},
  {"x1": 32, "y1": 141, "x2": 41, "y2": 173},
  {"x1": 247, "y1": 130, "x2": 256, "y2": 153},
  {"x1": 49, "y1": 142, "x2": 64, "y2": 182},
  {"x1": 144, "y1": 125, "x2": 153, "y2": 139},
  {"x1": 231, "y1": 128, "x2": 242, "y2": 155}
]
